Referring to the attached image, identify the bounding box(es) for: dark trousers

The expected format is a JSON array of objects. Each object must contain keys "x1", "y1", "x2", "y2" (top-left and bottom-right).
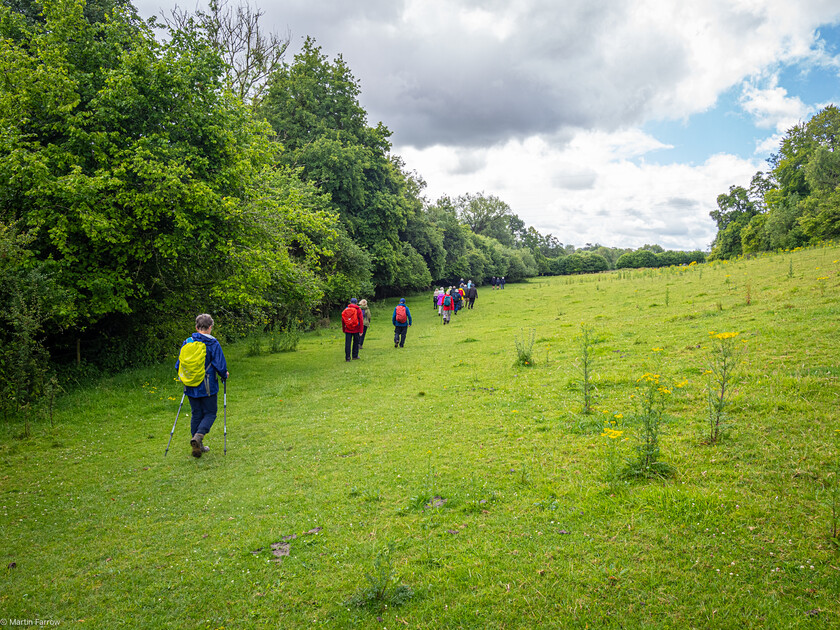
[
  {"x1": 359, "y1": 325, "x2": 368, "y2": 348},
  {"x1": 468, "y1": 298, "x2": 475, "y2": 309},
  {"x1": 345, "y1": 332, "x2": 360, "y2": 360},
  {"x1": 188, "y1": 394, "x2": 217, "y2": 436},
  {"x1": 394, "y1": 326, "x2": 407, "y2": 347}
]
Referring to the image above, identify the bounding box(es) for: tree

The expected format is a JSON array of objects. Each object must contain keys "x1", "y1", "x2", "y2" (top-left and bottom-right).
[
  {"x1": 403, "y1": 205, "x2": 446, "y2": 281},
  {"x1": 258, "y1": 38, "x2": 423, "y2": 293},
  {"x1": 709, "y1": 186, "x2": 758, "y2": 259},
  {"x1": 165, "y1": 0, "x2": 290, "y2": 104},
  {"x1": 799, "y1": 142, "x2": 840, "y2": 240},
  {"x1": 457, "y1": 193, "x2": 523, "y2": 247},
  {"x1": 0, "y1": 222, "x2": 72, "y2": 419}
]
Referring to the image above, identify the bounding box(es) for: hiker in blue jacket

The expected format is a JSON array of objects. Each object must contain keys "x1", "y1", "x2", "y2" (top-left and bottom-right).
[
  {"x1": 392, "y1": 298, "x2": 413, "y2": 348},
  {"x1": 176, "y1": 313, "x2": 229, "y2": 458}
]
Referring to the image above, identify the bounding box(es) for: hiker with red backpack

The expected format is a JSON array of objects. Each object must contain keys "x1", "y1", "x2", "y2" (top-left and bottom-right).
[
  {"x1": 342, "y1": 298, "x2": 364, "y2": 361},
  {"x1": 392, "y1": 298, "x2": 412, "y2": 347}
]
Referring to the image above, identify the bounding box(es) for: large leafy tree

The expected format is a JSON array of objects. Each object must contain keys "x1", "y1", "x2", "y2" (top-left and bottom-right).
[
  {"x1": 257, "y1": 38, "x2": 420, "y2": 293},
  {"x1": 709, "y1": 185, "x2": 759, "y2": 259},
  {"x1": 0, "y1": 0, "x2": 334, "y2": 364},
  {"x1": 797, "y1": 107, "x2": 840, "y2": 240},
  {"x1": 457, "y1": 193, "x2": 524, "y2": 247}
]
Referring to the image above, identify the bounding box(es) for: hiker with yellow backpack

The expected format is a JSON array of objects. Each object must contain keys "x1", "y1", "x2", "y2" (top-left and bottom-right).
[{"x1": 175, "y1": 314, "x2": 229, "y2": 458}]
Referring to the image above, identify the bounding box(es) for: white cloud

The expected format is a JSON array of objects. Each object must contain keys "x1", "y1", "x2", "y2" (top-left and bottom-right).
[
  {"x1": 740, "y1": 77, "x2": 813, "y2": 131},
  {"x1": 401, "y1": 133, "x2": 760, "y2": 250}
]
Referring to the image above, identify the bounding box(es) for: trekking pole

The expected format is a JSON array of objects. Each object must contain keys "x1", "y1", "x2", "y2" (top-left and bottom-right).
[
  {"x1": 223, "y1": 379, "x2": 227, "y2": 455},
  {"x1": 165, "y1": 392, "x2": 186, "y2": 457}
]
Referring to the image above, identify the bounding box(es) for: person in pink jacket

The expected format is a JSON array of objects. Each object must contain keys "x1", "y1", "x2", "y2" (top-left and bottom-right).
[{"x1": 442, "y1": 287, "x2": 455, "y2": 324}]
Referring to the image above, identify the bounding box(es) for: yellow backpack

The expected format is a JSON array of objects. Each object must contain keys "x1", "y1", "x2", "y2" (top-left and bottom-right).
[{"x1": 177, "y1": 340, "x2": 207, "y2": 387}]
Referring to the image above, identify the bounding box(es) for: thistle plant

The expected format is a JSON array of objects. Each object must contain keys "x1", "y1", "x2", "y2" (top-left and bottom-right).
[
  {"x1": 705, "y1": 331, "x2": 743, "y2": 444},
  {"x1": 347, "y1": 541, "x2": 414, "y2": 609},
  {"x1": 576, "y1": 324, "x2": 597, "y2": 414},
  {"x1": 513, "y1": 328, "x2": 536, "y2": 366}
]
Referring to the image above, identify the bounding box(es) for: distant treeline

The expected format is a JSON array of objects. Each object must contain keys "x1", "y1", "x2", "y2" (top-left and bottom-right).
[{"x1": 0, "y1": 0, "x2": 706, "y2": 417}]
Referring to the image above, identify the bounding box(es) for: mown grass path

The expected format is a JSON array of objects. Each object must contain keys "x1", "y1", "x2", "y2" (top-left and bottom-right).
[{"x1": 2, "y1": 247, "x2": 840, "y2": 628}]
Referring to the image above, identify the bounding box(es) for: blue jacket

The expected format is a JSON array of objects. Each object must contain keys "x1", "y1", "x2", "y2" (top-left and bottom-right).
[
  {"x1": 176, "y1": 333, "x2": 228, "y2": 398},
  {"x1": 392, "y1": 302, "x2": 412, "y2": 327}
]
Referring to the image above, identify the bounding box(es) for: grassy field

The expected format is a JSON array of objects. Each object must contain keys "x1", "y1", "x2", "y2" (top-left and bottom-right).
[{"x1": 2, "y1": 245, "x2": 840, "y2": 628}]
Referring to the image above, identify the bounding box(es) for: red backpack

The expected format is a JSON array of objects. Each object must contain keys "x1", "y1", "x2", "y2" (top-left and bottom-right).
[
  {"x1": 395, "y1": 305, "x2": 407, "y2": 324},
  {"x1": 342, "y1": 306, "x2": 359, "y2": 329}
]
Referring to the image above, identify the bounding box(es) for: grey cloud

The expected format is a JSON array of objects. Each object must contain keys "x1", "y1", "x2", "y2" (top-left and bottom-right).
[
  {"x1": 258, "y1": 0, "x2": 691, "y2": 147},
  {"x1": 552, "y1": 169, "x2": 597, "y2": 190},
  {"x1": 452, "y1": 150, "x2": 488, "y2": 175},
  {"x1": 662, "y1": 197, "x2": 699, "y2": 209}
]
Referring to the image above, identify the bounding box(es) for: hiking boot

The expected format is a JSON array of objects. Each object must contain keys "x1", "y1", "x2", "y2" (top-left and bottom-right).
[{"x1": 190, "y1": 433, "x2": 205, "y2": 458}]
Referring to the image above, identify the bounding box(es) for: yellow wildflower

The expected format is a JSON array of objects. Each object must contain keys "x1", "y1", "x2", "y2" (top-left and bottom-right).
[
  {"x1": 715, "y1": 332, "x2": 739, "y2": 340},
  {"x1": 601, "y1": 428, "x2": 624, "y2": 439}
]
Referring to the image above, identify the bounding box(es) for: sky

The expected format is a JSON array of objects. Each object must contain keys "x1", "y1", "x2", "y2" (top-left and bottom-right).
[{"x1": 135, "y1": 0, "x2": 840, "y2": 251}]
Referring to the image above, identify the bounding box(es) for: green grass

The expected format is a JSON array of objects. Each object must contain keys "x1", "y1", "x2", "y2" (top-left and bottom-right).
[{"x1": 3, "y1": 246, "x2": 840, "y2": 628}]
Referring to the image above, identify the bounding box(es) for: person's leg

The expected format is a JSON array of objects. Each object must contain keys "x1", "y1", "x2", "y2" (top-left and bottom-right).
[
  {"x1": 359, "y1": 326, "x2": 367, "y2": 349},
  {"x1": 345, "y1": 333, "x2": 352, "y2": 361},
  {"x1": 394, "y1": 326, "x2": 400, "y2": 347},
  {"x1": 190, "y1": 395, "x2": 217, "y2": 456},
  {"x1": 352, "y1": 332, "x2": 360, "y2": 359},
  {"x1": 188, "y1": 395, "x2": 202, "y2": 437},
  {"x1": 195, "y1": 394, "x2": 218, "y2": 436},
  {"x1": 399, "y1": 327, "x2": 407, "y2": 347}
]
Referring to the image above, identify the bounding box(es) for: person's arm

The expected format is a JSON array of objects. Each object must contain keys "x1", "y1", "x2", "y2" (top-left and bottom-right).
[{"x1": 211, "y1": 343, "x2": 229, "y2": 380}]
